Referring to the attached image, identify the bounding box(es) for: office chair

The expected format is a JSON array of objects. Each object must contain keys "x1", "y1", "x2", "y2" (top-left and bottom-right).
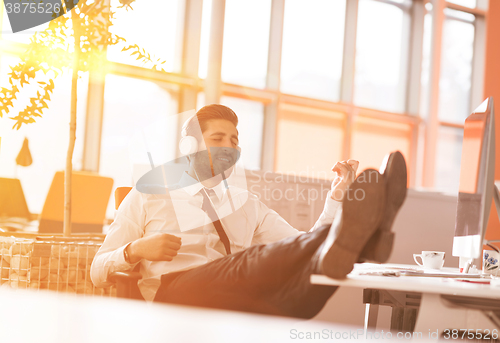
[
  {"x1": 108, "y1": 186, "x2": 144, "y2": 300},
  {"x1": 0, "y1": 178, "x2": 32, "y2": 220},
  {"x1": 0, "y1": 178, "x2": 36, "y2": 231},
  {"x1": 114, "y1": 187, "x2": 133, "y2": 212},
  {"x1": 38, "y1": 171, "x2": 113, "y2": 234},
  {"x1": 108, "y1": 270, "x2": 143, "y2": 299}
]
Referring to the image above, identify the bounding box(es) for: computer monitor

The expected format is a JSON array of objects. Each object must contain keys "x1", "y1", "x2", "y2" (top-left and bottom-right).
[{"x1": 453, "y1": 97, "x2": 496, "y2": 260}]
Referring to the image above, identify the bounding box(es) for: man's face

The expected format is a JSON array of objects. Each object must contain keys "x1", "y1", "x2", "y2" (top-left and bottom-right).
[{"x1": 191, "y1": 119, "x2": 240, "y2": 181}]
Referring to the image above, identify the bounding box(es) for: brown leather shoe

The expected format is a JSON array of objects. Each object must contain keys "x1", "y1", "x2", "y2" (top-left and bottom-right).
[
  {"x1": 359, "y1": 151, "x2": 408, "y2": 263},
  {"x1": 316, "y1": 169, "x2": 386, "y2": 279}
]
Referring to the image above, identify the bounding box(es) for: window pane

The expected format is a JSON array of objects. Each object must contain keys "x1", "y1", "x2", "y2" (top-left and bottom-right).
[
  {"x1": 107, "y1": 0, "x2": 182, "y2": 72},
  {"x1": 420, "y1": 13, "x2": 432, "y2": 119},
  {"x1": 220, "y1": 96, "x2": 264, "y2": 170},
  {"x1": 434, "y1": 126, "x2": 463, "y2": 192},
  {"x1": 446, "y1": 0, "x2": 477, "y2": 8},
  {"x1": 351, "y1": 116, "x2": 412, "y2": 174},
  {"x1": 444, "y1": 8, "x2": 475, "y2": 22},
  {"x1": 275, "y1": 104, "x2": 344, "y2": 178},
  {"x1": 197, "y1": 92, "x2": 207, "y2": 110},
  {"x1": 198, "y1": 0, "x2": 212, "y2": 79},
  {"x1": 0, "y1": 55, "x2": 87, "y2": 213},
  {"x1": 438, "y1": 18, "x2": 474, "y2": 123},
  {"x1": 280, "y1": 0, "x2": 346, "y2": 101},
  {"x1": 221, "y1": 0, "x2": 271, "y2": 88},
  {"x1": 101, "y1": 75, "x2": 178, "y2": 217},
  {"x1": 354, "y1": 0, "x2": 407, "y2": 113}
]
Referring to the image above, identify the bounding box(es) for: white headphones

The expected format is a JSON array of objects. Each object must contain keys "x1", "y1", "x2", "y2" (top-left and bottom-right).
[{"x1": 179, "y1": 113, "x2": 199, "y2": 155}]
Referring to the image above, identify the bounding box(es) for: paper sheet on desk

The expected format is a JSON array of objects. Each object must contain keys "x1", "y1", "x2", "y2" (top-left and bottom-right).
[
  {"x1": 398, "y1": 270, "x2": 482, "y2": 278},
  {"x1": 354, "y1": 263, "x2": 483, "y2": 278}
]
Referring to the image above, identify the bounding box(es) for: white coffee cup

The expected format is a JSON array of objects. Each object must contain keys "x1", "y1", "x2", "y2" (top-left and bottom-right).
[{"x1": 413, "y1": 251, "x2": 445, "y2": 270}]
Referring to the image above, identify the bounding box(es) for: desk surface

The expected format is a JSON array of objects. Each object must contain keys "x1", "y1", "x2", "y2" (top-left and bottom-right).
[
  {"x1": 311, "y1": 263, "x2": 500, "y2": 299},
  {"x1": 0, "y1": 288, "x2": 369, "y2": 343}
]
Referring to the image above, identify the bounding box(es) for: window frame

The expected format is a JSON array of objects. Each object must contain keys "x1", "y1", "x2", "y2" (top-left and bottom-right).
[{"x1": 0, "y1": 0, "x2": 489, "y2": 192}]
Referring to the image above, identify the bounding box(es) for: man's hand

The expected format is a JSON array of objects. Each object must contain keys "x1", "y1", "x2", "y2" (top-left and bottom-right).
[
  {"x1": 330, "y1": 159, "x2": 359, "y2": 202},
  {"x1": 126, "y1": 233, "x2": 182, "y2": 264}
]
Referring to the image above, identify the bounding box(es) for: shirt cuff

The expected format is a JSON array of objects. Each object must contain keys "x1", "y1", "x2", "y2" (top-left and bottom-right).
[
  {"x1": 114, "y1": 243, "x2": 139, "y2": 271},
  {"x1": 323, "y1": 190, "x2": 342, "y2": 218}
]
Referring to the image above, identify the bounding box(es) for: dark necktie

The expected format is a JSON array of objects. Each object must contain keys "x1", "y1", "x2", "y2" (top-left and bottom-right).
[{"x1": 201, "y1": 189, "x2": 231, "y2": 255}]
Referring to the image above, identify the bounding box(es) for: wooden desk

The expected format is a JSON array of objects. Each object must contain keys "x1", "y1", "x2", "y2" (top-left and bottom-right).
[{"x1": 311, "y1": 264, "x2": 500, "y2": 335}]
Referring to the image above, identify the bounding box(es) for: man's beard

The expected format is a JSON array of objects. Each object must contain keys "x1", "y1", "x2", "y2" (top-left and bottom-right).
[{"x1": 192, "y1": 147, "x2": 240, "y2": 182}]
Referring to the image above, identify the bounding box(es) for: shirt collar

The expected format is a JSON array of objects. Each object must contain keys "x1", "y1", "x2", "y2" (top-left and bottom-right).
[{"x1": 178, "y1": 172, "x2": 226, "y2": 201}]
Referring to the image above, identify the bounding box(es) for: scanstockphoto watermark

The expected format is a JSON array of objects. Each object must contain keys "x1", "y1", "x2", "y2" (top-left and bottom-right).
[
  {"x1": 249, "y1": 183, "x2": 331, "y2": 206},
  {"x1": 289, "y1": 328, "x2": 441, "y2": 340},
  {"x1": 248, "y1": 169, "x2": 380, "y2": 205},
  {"x1": 248, "y1": 167, "x2": 339, "y2": 185}
]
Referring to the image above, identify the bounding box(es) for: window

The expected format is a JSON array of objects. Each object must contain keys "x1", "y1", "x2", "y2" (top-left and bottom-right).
[
  {"x1": 421, "y1": 6, "x2": 477, "y2": 192},
  {"x1": 438, "y1": 10, "x2": 475, "y2": 123},
  {"x1": 0, "y1": 54, "x2": 88, "y2": 213},
  {"x1": 418, "y1": 3, "x2": 480, "y2": 191},
  {"x1": 275, "y1": 104, "x2": 344, "y2": 179},
  {"x1": 351, "y1": 116, "x2": 412, "y2": 173},
  {"x1": 0, "y1": 0, "x2": 489, "y2": 204},
  {"x1": 100, "y1": 74, "x2": 178, "y2": 217},
  {"x1": 280, "y1": 0, "x2": 346, "y2": 101},
  {"x1": 221, "y1": 0, "x2": 272, "y2": 88},
  {"x1": 420, "y1": 13, "x2": 432, "y2": 119},
  {"x1": 354, "y1": 0, "x2": 408, "y2": 113},
  {"x1": 446, "y1": 0, "x2": 477, "y2": 8},
  {"x1": 107, "y1": 0, "x2": 182, "y2": 72},
  {"x1": 198, "y1": 0, "x2": 213, "y2": 80},
  {"x1": 219, "y1": 96, "x2": 264, "y2": 171},
  {"x1": 434, "y1": 126, "x2": 463, "y2": 192}
]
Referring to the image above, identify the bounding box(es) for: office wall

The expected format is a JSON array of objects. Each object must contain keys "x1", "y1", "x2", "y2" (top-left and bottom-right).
[
  {"x1": 485, "y1": 0, "x2": 500, "y2": 244},
  {"x1": 246, "y1": 170, "x2": 332, "y2": 231}
]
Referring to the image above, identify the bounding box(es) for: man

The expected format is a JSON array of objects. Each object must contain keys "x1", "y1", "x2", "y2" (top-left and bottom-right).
[{"x1": 91, "y1": 104, "x2": 407, "y2": 318}]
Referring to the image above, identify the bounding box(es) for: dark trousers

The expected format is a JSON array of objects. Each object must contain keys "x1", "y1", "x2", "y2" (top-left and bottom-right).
[{"x1": 154, "y1": 224, "x2": 338, "y2": 319}]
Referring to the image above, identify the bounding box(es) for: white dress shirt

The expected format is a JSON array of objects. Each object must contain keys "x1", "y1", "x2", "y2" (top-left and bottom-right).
[{"x1": 91, "y1": 172, "x2": 341, "y2": 301}]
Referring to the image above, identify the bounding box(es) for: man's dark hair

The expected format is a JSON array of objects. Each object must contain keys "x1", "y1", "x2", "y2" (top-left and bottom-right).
[{"x1": 185, "y1": 104, "x2": 238, "y2": 139}]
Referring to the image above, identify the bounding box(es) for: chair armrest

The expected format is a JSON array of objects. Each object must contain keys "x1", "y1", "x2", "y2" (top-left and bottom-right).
[
  {"x1": 108, "y1": 271, "x2": 142, "y2": 283},
  {"x1": 108, "y1": 271, "x2": 144, "y2": 300}
]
